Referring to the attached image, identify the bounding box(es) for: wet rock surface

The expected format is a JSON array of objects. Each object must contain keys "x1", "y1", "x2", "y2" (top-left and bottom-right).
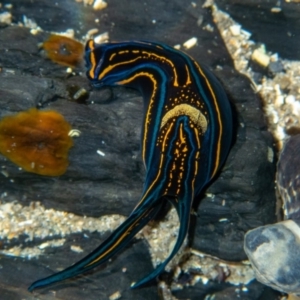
[
  {"x1": 0, "y1": 232, "x2": 158, "y2": 300},
  {"x1": 244, "y1": 219, "x2": 300, "y2": 295},
  {"x1": 216, "y1": 0, "x2": 300, "y2": 61},
  {"x1": 277, "y1": 134, "x2": 300, "y2": 220},
  {"x1": 193, "y1": 67, "x2": 276, "y2": 261},
  {"x1": 1, "y1": 0, "x2": 299, "y2": 299},
  {"x1": 244, "y1": 135, "x2": 300, "y2": 295},
  {"x1": 173, "y1": 279, "x2": 280, "y2": 300}
]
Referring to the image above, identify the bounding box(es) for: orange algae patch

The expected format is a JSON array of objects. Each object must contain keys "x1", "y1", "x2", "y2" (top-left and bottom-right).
[
  {"x1": 42, "y1": 35, "x2": 84, "y2": 67},
  {"x1": 0, "y1": 108, "x2": 73, "y2": 176}
]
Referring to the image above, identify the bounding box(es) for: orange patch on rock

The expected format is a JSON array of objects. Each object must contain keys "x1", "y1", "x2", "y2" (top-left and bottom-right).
[
  {"x1": 42, "y1": 35, "x2": 84, "y2": 67},
  {"x1": 0, "y1": 108, "x2": 73, "y2": 176}
]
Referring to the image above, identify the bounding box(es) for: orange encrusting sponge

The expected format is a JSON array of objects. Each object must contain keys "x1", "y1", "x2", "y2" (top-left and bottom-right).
[
  {"x1": 42, "y1": 34, "x2": 84, "y2": 67},
  {"x1": 0, "y1": 108, "x2": 73, "y2": 176}
]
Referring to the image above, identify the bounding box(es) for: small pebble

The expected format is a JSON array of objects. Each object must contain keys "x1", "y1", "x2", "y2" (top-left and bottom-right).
[
  {"x1": 252, "y1": 48, "x2": 270, "y2": 67},
  {"x1": 183, "y1": 37, "x2": 198, "y2": 49}
]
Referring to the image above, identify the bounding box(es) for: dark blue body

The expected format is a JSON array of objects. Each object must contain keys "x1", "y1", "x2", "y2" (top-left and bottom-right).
[{"x1": 28, "y1": 40, "x2": 232, "y2": 292}]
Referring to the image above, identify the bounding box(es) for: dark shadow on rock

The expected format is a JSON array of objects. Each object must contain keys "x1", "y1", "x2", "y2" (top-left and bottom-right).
[{"x1": 1, "y1": 0, "x2": 295, "y2": 298}]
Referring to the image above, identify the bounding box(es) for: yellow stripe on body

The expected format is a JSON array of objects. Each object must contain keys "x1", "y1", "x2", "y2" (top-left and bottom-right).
[
  {"x1": 140, "y1": 51, "x2": 179, "y2": 87},
  {"x1": 87, "y1": 40, "x2": 97, "y2": 79},
  {"x1": 194, "y1": 61, "x2": 223, "y2": 177},
  {"x1": 98, "y1": 57, "x2": 142, "y2": 80},
  {"x1": 118, "y1": 50, "x2": 130, "y2": 55},
  {"x1": 98, "y1": 49, "x2": 180, "y2": 87},
  {"x1": 85, "y1": 211, "x2": 147, "y2": 267},
  {"x1": 162, "y1": 121, "x2": 201, "y2": 198},
  {"x1": 160, "y1": 103, "x2": 207, "y2": 133},
  {"x1": 116, "y1": 72, "x2": 158, "y2": 167},
  {"x1": 184, "y1": 64, "x2": 192, "y2": 86},
  {"x1": 132, "y1": 121, "x2": 175, "y2": 210},
  {"x1": 191, "y1": 127, "x2": 201, "y2": 198},
  {"x1": 193, "y1": 127, "x2": 201, "y2": 176},
  {"x1": 109, "y1": 53, "x2": 116, "y2": 61}
]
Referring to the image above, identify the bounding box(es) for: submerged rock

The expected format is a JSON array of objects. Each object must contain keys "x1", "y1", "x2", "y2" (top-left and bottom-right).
[
  {"x1": 277, "y1": 134, "x2": 300, "y2": 220},
  {"x1": 244, "y1": 220, "x2": 300, "y2": 294},
  {"x1": 245, "y1": 135, "x2": 300, "y2": 294}
]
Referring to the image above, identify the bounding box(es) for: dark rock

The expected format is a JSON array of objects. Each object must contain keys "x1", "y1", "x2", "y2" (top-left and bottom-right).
[
  {"x1": 277, "y1": 134, "x2": 300, "y2": 220},
  {"x1": 244, "y1": 135, "x2": 300, "y2": 294},
  {"x1": 0, "y1": 233, "x2": 158, "y2": 300},
  {"x1": 268, "y1": 60, "x2": 285, "y2": 78},
  {"x1": 1, "y1": 0, "x2": 298, "y2": 299},
  {"x1": 244, "y1": 220, "x2": 300, "y2": 294},
  {"x1": 173, "y1": 279, "x2": 281, "y2": 300},
  {"x1": 215, "y1": 0, "x2": 300, "y2": 60},
  {"x1": 193, "y1": 67, "x2": 276, "y2": 261}
]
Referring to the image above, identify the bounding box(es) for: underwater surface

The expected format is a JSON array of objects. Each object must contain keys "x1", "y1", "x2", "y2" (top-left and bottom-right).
[{"x1": 0, "y1": 0, "x2": 299, "y2": 299}]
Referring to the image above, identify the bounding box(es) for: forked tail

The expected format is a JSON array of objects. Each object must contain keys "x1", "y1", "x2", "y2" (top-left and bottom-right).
[
  {"x1": 131, "y1": 195, "x2": 192, "y2": 289},
  {"x1": 28, "y1": 198, "x2": 163, "y2": 292}
]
